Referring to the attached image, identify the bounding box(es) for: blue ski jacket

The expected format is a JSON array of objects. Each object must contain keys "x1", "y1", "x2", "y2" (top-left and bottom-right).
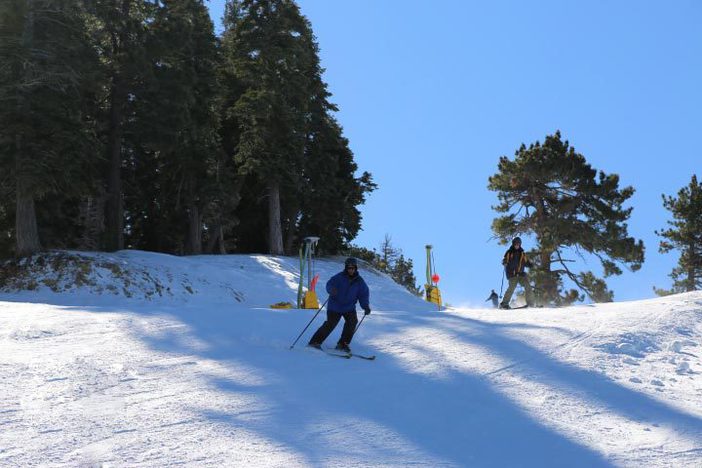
[{"x1": 326, "y1": 271, "x2": 370, "y2": 313}]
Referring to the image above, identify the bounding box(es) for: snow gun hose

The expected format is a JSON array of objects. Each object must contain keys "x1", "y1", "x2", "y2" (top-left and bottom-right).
[{"x1": 289, "y1": 297, "x2": 329, "y2": 350}]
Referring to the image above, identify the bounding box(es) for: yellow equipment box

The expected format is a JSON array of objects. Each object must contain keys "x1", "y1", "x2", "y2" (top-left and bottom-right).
[
  {"x1": 426, "y1": 285, "x2": 442, "y2": 307},
  {"x1": 302, "y1": 290, "x2": 319, "y2": 309}
]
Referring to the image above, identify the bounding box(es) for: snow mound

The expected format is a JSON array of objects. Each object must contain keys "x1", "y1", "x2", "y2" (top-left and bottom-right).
[
  {"x1": 0, "y1": 250, "x2": 427, "y2": 311},
  {"x1": 594, "y1": 332, "x2": 661, "y2": 358}
]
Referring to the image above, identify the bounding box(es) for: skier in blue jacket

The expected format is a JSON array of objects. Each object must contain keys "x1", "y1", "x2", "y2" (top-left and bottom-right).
[{"x1": 308, "y1": 257, "x2": 371, "y2": 353}]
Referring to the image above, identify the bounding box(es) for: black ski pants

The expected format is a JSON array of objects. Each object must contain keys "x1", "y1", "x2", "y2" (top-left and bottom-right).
[{"x1": 309, "y1": 310, "x2": 358, "y2": 346}]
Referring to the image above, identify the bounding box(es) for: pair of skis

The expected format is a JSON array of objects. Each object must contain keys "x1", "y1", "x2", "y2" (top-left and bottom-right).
[{"x1": 312, "y1": 346, "x2": 376, "y2": 360}]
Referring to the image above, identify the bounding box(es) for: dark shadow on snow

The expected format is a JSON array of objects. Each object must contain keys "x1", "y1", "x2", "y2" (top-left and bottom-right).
[
  {"x1": 126, "y1": 305, "x2": 615, "y2": 467},
  {"x1": 15, "y1": 299, "x2": 702, "y2": 466},
  {"x1": 431, "y1": 313, "x2": 702, "y2": 436}
]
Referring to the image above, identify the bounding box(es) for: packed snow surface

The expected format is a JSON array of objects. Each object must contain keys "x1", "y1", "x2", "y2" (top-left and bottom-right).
[{"x1": 1, "y1": 251, "x2": 701, "y2": 467}]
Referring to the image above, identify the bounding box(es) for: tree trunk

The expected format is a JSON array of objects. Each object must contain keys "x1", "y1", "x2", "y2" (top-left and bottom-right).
[
  {"x1": 218, "y1": 226, "x2": 226, "y2": 254},
  {"x1": 688, "y1": 242, "x2": 695, "y2": 292},
  {"x1": 539, "y1": 249, "x2": 558, "y2": 303},
  {"x1": 104, "y1": 0, "x2": 131, "y2": 252},
  {"x1": 284, "y1": 223, "x2": 297, "y2": 256},
  {"x1": 15, "y1": 176, "x2": 40, "y2": 257},
  {"x1": 267, "y1": 179, "x2": 284, "y2": 255},
  {"x1": 104, "y1": 75, "x2": 125, "y2": 251},
  {"x1": 533, "y1": 191, "x2": 558, "y2": 303},
  {"x1": 79, "y1": 192, "x2": 105, "y2": 251},
  {"x1": 186, "y1": 204, "x2": 202, "y2": 255},
  {"x1": 14, "y1": 1, "x2": 40, "y2": 257},
  {"x1": 283, "y1": 203, "x2": 299, "y2": 255},
  {"x1": 205, "y1": 221, "x2": 222, "y2": 254}
]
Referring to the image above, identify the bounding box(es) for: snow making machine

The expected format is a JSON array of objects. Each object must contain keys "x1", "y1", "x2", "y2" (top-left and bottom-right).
[
  {"x1": 298, "y1": 237, "x2": 321, "y2": 309},
  {"x1": 425, "y1": 244, "x2": 442, "y2": 309}
]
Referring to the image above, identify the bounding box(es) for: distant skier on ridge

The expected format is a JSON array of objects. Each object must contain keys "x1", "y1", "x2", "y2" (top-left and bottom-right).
[
  {"x1": 486, "y1": 289, "x2": 499, "y2": 308},
  {"x1": 500, "y1": 237, "x2": 534, "y2": 309},
  {"x1": 308, "y1": 257, "x2": 371, "y2": 353}
]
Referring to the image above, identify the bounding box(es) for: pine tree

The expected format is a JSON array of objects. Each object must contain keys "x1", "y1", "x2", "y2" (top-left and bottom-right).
[
  {"x1": 378, "y1": 234, "x2": 399, "y2": 271},
  {"x1": 221, "y1": 0, "x2": 318, "y2": 255},
  {"x1": 391, "y1": 254, "x2": 421, "y2": 296},
  {"x1": 655, "y1": 174, "x2": 702, "y2": 294},
  {"x1": 0, "y1": 0, "x2": 99, "y2": 257},
  {"x1": 488, "y1": 131, "x2": 644, "y2": 305},
  {"x1": 127, "y1": 0, "x2": 221, "y2": 254},
  {"x1": 220, "y1": 0, "x2": 374, "y2": 255},
  {"x1": 88, "y1": 0, "x2": 152, "y2": 252},
  {"x1": 0, "y1": 188, "x2": 12, "y2": 258}
]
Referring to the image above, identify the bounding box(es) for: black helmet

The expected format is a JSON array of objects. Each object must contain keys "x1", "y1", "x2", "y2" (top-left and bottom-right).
[
  {"x1": 344, "y1": 257, "x2": 358, "y2": 268},
  {"x1": 512, "y1": 237, "x2": 522, "y2": 245}
]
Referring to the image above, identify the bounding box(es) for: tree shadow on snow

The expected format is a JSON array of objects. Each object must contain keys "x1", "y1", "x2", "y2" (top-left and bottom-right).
[
  {"x1": 126, "y1": 305, "x2": 615, "y2": 467},
  {"x1": 431, "y1": 314, "x2": 702, "y2": 436}
]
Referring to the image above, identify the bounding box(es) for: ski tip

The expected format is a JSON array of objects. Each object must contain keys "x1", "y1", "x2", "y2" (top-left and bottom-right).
[{"x1": 356, "y1": 355, "x2": 376, "y2": 360}]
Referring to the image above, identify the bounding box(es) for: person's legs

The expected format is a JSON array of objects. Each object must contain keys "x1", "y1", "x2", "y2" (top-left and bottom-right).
[
  {"x1": 519, "y1": 275, "x2": 534, "y2": 306},
  {"x1": 309, "y1": 310, "x2": 342, "y2": 345},
  {"x1": 338, "y1": 311, "x2": 359, "y2": 346},
  {"x1": 501, "y1": 277, "x2": 518, "y2": 307}
]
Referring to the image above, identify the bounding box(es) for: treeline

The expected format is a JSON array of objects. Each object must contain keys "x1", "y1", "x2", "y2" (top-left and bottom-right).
[
  {"x1": 347, "y1": 235, "x2": 421, "y2": 296},
  {"x1": 0, "y1": 0, "x2": 375, "y2": 260},
  {"x1": 489, "y1": 131, "x2": 702, "y2": 304}
]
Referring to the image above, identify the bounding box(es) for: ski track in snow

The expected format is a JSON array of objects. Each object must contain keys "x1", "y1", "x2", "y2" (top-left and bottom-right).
[{"x1": 1, "y1": 251, "x2": 701, "y2": 467}]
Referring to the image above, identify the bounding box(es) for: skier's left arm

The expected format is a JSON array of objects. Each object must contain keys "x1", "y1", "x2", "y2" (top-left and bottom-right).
[{"x1": 358, "y1": 279, "x2": 370, "y2": 313}]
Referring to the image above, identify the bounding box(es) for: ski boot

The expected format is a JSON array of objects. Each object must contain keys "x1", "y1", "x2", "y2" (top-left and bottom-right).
[{"x1": 335, "y1": 342, "x2": 351, "y2": 353}]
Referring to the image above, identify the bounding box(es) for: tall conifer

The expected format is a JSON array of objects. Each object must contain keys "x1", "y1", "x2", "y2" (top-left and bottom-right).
[
  {"x1": 221, "y1": 0, "x2": 316, "y2": 254},
  {"x1": 655, "y1": 174, "x2": 702, "y2": 294},
  {"x1": 89, "y1": 0, "x2": 152, "y2": 251},
  {"x1": 128, "y1": 0, "x2": 221, "y2": 254},
  {"x1": 488, "y1": 131, "x2": 644, "y2": 304},
  {"x1": 0, "y1": 0, "x2": 98, "y2": 257}
]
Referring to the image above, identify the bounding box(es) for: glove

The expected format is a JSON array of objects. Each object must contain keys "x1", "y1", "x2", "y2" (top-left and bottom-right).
[
  {"x1": 363, "y1": 307, "x2": 371, "y2": 316},
  {"x1": 329, "y1": 287, "x2": 338, "y2": 296}
]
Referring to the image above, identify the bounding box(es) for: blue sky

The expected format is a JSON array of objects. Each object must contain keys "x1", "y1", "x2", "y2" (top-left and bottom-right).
[{"x1": 207, "y1": 0, "x2": 702, "y2": 306}]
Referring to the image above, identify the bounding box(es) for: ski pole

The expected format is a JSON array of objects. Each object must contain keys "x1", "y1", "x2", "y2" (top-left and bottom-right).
[
  {"x1": 353, "y1": 312, "x2": 368, "y2": 336},
  {"x1": 499, "y1": 270, "x2": 505, "y2": 299},
  {"x1": 289, "y1": 297, "x2": 329, "y2": 350}
]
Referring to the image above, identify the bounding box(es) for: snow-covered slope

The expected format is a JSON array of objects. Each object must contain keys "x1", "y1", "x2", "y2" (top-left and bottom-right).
[{"x1": 1, "y1": 251, "x2": 701, "y2": 467}]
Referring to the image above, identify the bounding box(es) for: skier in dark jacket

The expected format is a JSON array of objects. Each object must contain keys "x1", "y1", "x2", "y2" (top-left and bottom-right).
[
  {"x1": 500, "y1": 237, "x2": 534, "y2": 309},
  {"x1": 486, "y1": 289, "x2": 499, "y2": 308},
  {"x1": 308, "y1": 257, "x2": 371, "y2": 353}
]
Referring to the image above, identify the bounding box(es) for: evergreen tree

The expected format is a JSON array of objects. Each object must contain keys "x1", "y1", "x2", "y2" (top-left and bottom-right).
[
  {"x1": 0, "y1": 0, "x2": 99, "y2": 257},
  {"x1": 378, "y1": 234, "x2": 399, "y2": 270},
  {"x1": 0, "y1": 190, "x2": 12, "y2": 258},
  {"x1": 221, "y1": 0, "x2": 318, "y2": 254},
  {"x1": 488, "y1": 131, "x2": 644, "y2": 305},
  {"x1": 655, "y1": 174, "x2": 702, "y2": 295},
  {"x1": 127, "y1": 0, "x2": 221, "y2": 254},
  {"x1": 391, "y1": 254, "x2": 421, "y2": 296},
  {"x1": 220, "y1": 0, "x2": 374, "y2": 255},
  {"x1": 88, "y1": 0, "x2": 152, "y2": 251}
]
